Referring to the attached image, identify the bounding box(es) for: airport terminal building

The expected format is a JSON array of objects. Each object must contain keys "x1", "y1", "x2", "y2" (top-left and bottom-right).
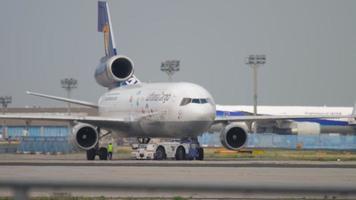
[{"x1": 0, "y1": 107, "x2": 96, "y2": 138}]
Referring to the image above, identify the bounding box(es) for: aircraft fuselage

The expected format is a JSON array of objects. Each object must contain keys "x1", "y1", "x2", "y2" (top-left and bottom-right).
[{"x1": 98, "y1": 82, "x2": 216, "y2": 137}]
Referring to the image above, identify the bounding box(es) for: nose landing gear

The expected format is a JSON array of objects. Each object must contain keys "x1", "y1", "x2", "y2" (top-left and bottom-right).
[{"x1": 137, "y1": 137, "x2": 151, "y2": 144}]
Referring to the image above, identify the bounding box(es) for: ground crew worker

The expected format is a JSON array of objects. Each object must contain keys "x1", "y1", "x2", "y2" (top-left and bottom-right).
[{"x1": 107, "y1": 142, "x2": 113, "y2": 160}]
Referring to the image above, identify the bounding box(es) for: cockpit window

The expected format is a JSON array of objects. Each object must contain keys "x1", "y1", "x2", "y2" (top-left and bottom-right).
[
  {"x1": 180, "y1": 98, "x2": 191, "y2": 106},
  {"x1": 180, "y1": 97, "x2": 210, "y2": 106},
  {"x1": 200, "y1": 99, "x2": 208, "y2": 104},
  {"x1": 192, "y1": 99, "x2": 200, "y2": 104}
]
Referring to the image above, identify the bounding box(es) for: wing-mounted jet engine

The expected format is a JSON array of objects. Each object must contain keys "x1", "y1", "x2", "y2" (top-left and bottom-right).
[
  {"x1": 220, "y1": 122, "x2": 248, "y2": 150},
  {"x1": 95, "y1": 55, "x2": 134, "y2": 88},
  {"x1": 71, "y1": 123, "x2": 108, "y2": 160},
  {"x1": 71, "y1": 123, "x2": 99, "y2": 150},
  {"x1": 218, "y1": 120, "x2": 322, "y2": 150}
]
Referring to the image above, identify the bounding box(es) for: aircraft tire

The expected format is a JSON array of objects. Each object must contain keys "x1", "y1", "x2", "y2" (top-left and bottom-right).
[
  {"x1": 86, "y1": 148, "x2": 96, "y2": 160},
  {"x1": 197, "y1": 147, "x2": 204, "y2": 160},
  {"x1": 99, "y1": 147, "x2": 108, "y2": 160},
  {"x1": 175, "y1": 146, "x2": 186, "y2": 160},
  {"x1": 154, "y1": 146, "x2": 166, "y2": 160}
]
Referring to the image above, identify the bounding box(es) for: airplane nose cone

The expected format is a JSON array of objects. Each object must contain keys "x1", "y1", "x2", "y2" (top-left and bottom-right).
[
  {"x1": 193, "y1": 104, "x2": 216, "y2": 122},
  {"x1": 207, "y1": 104, "x2": 216, "y2": 121}
]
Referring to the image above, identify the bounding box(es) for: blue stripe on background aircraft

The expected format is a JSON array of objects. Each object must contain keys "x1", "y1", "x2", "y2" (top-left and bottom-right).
[
  {"x1": 215, "y1": 105, "x2": 356, "y2": 135},
  {"x1": 0, "y1": 1, "x2": 355, "y2": 160}
]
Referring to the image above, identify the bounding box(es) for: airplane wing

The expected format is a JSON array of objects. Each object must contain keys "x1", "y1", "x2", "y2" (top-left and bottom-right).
[
  {"x1": 0, "y1": 114, "x2": 128, "y2": 127},
  {"x1": 0, "y1": 111, "x2": 161, "y2": 129},
  {"x1": 214, "y1": 114, "x2": 355, "y2": 123},
  {"x1": 26, "y1": 91, "x2": 98, "y2": 108}
]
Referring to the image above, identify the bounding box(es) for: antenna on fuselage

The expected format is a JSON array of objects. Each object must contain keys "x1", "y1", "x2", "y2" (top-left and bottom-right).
[{"x1": 160, "y1": 60, "x2": 180, "y2": 82}]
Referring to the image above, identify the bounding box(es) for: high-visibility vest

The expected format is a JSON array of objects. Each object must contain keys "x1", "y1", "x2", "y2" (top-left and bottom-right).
[{"x1": 108, "y1": 144, "x2": 113, "y2": 152}]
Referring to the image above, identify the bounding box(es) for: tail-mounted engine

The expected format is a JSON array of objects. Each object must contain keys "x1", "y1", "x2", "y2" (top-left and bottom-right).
[
  {"x1": 220, "y1": 123, "x2": 248, "y2": 150},
  {"x1": 71, "y1": 123, "x2": 99, "y2": 150},
  {"x1": 95, "y1": 55, "x2": 134, "y2": 88}
]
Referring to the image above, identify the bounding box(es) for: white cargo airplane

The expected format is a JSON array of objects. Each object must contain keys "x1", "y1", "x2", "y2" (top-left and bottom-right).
[{"x1": 0, "y1": 1, "x2": 354, "y2": 160}]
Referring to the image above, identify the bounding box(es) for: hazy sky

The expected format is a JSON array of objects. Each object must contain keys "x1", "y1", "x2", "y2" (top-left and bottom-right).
[{"x1": 1, "y1": 0, "x2": 356, "y2": 107}]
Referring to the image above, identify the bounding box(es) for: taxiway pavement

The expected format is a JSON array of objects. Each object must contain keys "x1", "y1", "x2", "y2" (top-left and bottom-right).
[{"x1": 0, "y1": 158, "x2": 356, "y2": 198}]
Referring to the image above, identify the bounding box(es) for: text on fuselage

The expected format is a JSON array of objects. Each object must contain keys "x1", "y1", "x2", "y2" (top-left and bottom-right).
[{"x1": 145, "y1": 92, "x2": 172, "y2": 103}]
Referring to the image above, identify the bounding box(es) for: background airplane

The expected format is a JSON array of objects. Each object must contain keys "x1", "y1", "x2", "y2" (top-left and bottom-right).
[{"x1": 216, "y1": 105, "x2": 356, "y2": 135}]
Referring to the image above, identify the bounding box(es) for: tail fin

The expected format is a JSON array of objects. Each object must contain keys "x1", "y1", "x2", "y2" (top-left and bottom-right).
[
  {"x1": 98, "y1": 1, "x2": 117, "y2": 57},
  {"x1": 97, "y1": 1, "x2": 141, "y2": 87}
]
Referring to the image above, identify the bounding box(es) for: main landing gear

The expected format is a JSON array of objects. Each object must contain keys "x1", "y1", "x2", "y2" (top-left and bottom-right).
[
  {"x1": 86, "y1": 128, "x2": 111, "y2": 160},
  {"x1": 86, "y1": 144, "x2": 108, "y2": 160}
]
